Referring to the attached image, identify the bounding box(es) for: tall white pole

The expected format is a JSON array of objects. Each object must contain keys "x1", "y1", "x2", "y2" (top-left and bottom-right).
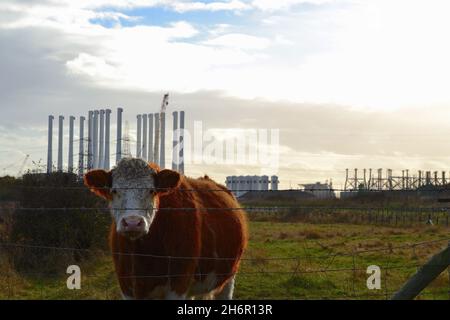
[
  {"x1": 78, "y1": 116, "x2": 85, "y2": 178},
  {"x1": 142, "y1": 114, "x2": 147, "y2": 161},
  {"x1": 160, "y1": 112, "x2": 166, "y2": 169},
  {"x1": 172, "y1": 111, "x2": 178, "y2": 171},
  {"x1": 87, "y1": 111, "x2": 93, "y2": 170},
  {"x1": 136, "y1": 115, "x2": 142, "y2": 158},
  {"x1": 105, "y1": 109, "x2": 111, "y2": 170},
  {"x1": 116, "y1": 107, "x2": 123, "y2": 164},
  {"x1": 148, "y1": 114, "x2": 153, "y2": 163},
  {"x1": 68, "y1": 116, "x2": 75, "y2": 173},
  {"x1": 179, "y1": 111, "x2": 185, "y2": 174},
  {"x1": 154, "y1": 113, "x2": 160, "y2": 166},
  {"x1": 57, "y1": 115, "x2": 64, "y2": 172},
  {"x1": 99, "y1": 109, "x2": 105, "y2": 169},
  {"x1": 47, "y1": 115, "x2": 54, "y2": 174},
  {"x1": 93, "y1": 110, "x2": 99, "y2": 169}
]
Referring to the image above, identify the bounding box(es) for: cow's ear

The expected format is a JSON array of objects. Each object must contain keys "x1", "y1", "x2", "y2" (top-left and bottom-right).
[
  {"x1": 155, "y1": 169, "x2": 181, "y2": 194},
  {"x1": 84, "y1": 170, "x2": 112, "y2": 200}
]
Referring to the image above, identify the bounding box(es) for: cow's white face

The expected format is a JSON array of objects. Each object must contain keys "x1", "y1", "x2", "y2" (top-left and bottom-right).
[
  {"x1": 84, "y1": 158, "x2": 181, "y2": 241},
  {"x1": 111, "y1": 174, "x2": 157, "y2": 240}
]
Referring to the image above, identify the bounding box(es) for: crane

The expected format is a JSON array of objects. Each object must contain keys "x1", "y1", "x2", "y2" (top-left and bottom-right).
[
  {"x1": 17, "y1": 154, "x2": 30, "y2": 176},
  {"x1": 153, "y1": 93, "x2": 169, "y2": 162},
  {"x1": 160, "y1": 92, "x2": 169, "y2": 113},
  {"x1": 1, "y1": 154, "x2": 30, "y2": 176}
]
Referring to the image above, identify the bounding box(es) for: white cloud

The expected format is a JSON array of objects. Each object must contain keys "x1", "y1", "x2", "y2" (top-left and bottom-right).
[
  {"x1": 93, "y1": 11, "x2": 141, "y2": 23},
  {"x1": 66, "y1": 53, "x2": 122, "y2": 79},
  {"x1": 170, "y1": 0, "x2": 251, "y2": 13},
  {"x1": 18, "y1": 0, "x2": 251, "y2": 12},
  {"x1": 3, "y1": 0, "x2": 328, "y2": 14},
  {"x1": 251, "y1": 0, "x2": 336, "y2": 11},
  {"x1": 208, "y1": 23, "x2": 232, "y2": 36},
  {"x1": 3, "y1": 0, "x2": 450, "y2": 111},
  {"x1": 203, "y1": 33, "x2": 271, "y2": 50}
]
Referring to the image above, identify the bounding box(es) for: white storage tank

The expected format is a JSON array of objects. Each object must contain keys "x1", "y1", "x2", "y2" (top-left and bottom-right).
[
  {"x1": 261, "y1": 175, "x2": 269, "y2": 191},
  {"x1": 271, "y1": 175, "x2": 279, "y2": 191}
]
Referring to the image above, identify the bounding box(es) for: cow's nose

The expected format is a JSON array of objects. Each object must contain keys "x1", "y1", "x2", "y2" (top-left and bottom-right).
[{"x1": 120, "y1": 216, "x2": 146, "y2": 239}]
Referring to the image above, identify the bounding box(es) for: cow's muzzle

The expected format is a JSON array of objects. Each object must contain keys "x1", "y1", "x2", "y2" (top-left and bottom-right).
[{"x1": 118, "y1": 215, "x2": 147, "y2": 240}]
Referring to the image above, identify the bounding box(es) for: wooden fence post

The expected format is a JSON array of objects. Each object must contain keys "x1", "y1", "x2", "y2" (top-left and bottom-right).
[{"x1": 392, "y1": 242, "x2": 450, "y2": 300}]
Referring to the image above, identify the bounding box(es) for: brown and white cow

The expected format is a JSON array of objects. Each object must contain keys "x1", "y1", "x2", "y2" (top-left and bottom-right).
[{"x1": 84, "y1": 158, "x2": 248, "y2": 300}]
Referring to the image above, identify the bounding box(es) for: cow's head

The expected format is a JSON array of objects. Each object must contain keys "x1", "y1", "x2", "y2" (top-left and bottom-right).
[{"x1": 84, "y1": 158, "x2": 181, "y2": 240}]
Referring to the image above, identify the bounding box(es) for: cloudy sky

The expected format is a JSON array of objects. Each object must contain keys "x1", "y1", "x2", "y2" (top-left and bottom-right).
[{"x1": 1, "y1": 0, "x2": 450, "y2": 189}]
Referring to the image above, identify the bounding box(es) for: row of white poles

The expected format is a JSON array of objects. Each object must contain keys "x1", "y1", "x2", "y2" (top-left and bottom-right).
[
  {"x1": 47, "y1": 108, "x2": 185, "y2": 175},
  {"x1": 135, "y1": 112, "x2": 163, "y2": 169},
  {"x1": 47, "y1": 108, "x2": 115, "y2": 175},
  {"x1": 87, "y1": 109, "x2": 112, "y2": 171},
  {"x1": 135, "y1": 111, "x2": 184, "y2": 173}
]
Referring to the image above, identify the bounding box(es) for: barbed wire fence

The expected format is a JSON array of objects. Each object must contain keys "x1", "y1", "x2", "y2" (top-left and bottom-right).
[
  {"x1": 3, "y1": 206, "x2": 449, "y2": 228},
  {"x1": 1, "y1": 185, "x2": 450, "y2": 299},
  {"x1": 1, "y1": 239, "x2": 449, "y2": 300}
]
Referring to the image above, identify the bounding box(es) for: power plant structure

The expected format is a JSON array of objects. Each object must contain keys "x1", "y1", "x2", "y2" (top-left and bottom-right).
[
  {"x1": 299, "y1": 181, "x2": 335, "y2": 199},
  {"x1": 46, "y1": 94, "x2": 186, "y2": 178},
  {"x1": 344, "y1": 168, "x2": 450, "y2": 191},
  {"x1": 225, "y1": 175, "x2": 279, "y2": 197}
]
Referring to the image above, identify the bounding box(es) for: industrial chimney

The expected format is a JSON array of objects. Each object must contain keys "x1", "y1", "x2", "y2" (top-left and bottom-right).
[
  {"x1": 172, "y1": 111, "x2": 178, "y2": 171},
  {"x1": 154, "y1": 113, "x2": 160, "y2": 166},
  {"x1": 116, "y1": 107, "x2": 123, "y2": 164},
  {"x1": 57, "y1": 115, "x2": 64, "y2": 172},
  {"x1": 78, "y1": 116, "x2": 85, "y2": 177},
  {"x1": 142, "y1": 114, "x2": 147, "y2": 161},
  {"x1": 136, "y1": 114, "x2": 142, "y2": 158},
  {"x1": 160, "y1": 112, "x2": 166, "y2": 169},
  {"x1": 93, "y1": 110, "x2": 99, "y2": 168},
  {"x1": 99, "y1": 110, "x2": 105, "y2": 169},
  {"x1": 148, "y1": 113, "x2": 153, "y2": 163},
  {"x1": 105, "y1": 109, "x2": 111, "y2": 170},
  {"x1": 179, "y1": 111, "x2": 185, "y2": 174},
  {"x1": 47, "y1": 115, "x2": 54, "y2": 174},
  {"x1": 87, "y1": 111, "x2": 93, "y2": 170},
  {"x1": 68, "y1": 116, "x2": 75, "y2": 173}
]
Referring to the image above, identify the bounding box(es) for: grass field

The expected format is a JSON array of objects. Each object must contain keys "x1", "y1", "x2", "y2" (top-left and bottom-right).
[{"x1": 1, "y1": 221, "x2": 449, "y2": 300}]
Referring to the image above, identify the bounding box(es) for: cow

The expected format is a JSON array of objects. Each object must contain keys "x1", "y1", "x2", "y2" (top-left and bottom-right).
[{"x1": 84, "y1": 158, "x2": 248, "y2": 300}]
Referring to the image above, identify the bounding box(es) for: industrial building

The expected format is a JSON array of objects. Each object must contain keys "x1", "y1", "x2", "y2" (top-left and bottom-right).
[
  {"x1": 225, "y1": 175, "x2": 279, "y2": 197},
  {"x1": 299, "y1": 181, "x2": 336, "y2": 199},
  {"x1": 343, "y1": 168, "x2": 450, "y2": 191}
]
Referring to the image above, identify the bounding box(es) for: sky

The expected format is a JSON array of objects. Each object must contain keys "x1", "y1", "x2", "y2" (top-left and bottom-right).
[{"x1": 1, "y1": 0, "x2": 450, "y2": 189}]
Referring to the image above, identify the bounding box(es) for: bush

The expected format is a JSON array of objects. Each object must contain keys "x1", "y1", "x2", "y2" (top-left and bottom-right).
[{"x1": 4, "y1": 172, "x2": 111, "y2": 273}]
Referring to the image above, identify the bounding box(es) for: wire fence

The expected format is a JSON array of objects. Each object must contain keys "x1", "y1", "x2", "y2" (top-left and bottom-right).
[
  {"x1": 7, "y1": 185, "x2": 450, "y2": 192},
  {"x1": 1, "y1": 234, "x2": 450, "y2": 300},
  {"x1": 1, "y1": 184, "x2": 450, "y2": 299},
  {"x1": 4, "y1": 206, "x2": 450, "y2": 228}
]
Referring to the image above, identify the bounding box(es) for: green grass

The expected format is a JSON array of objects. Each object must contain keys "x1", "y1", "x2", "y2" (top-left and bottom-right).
[
  {"x1": 234, "y1": 222, "x2": 450, "y2": 300},
  {"x1": 1, "y1": 222, "x2": 449, "y2": 300}
]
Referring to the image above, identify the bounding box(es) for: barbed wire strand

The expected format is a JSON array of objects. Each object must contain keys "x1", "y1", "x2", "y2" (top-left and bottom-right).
[
  {"x1": 7, "y1": 185, "x2": 450, "y2": 193},
  {"x1": 7, "y1": 206, "x2": 450, "y2": 213},
  {"x1": 1, "y1": 237, "x2": 449, "y2": 261}
]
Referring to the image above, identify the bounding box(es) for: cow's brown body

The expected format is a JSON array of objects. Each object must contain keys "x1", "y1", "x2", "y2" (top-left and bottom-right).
[{"x1": 109, "y1": 174, "x2": 248, "y2": 299}]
